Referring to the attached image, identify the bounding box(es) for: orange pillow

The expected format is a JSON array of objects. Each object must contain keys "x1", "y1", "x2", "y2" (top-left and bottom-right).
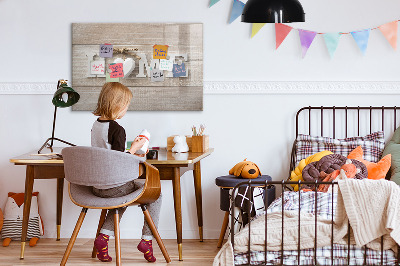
[{"x1": 347, "y1": 146, "x2": 391, "y2": 180}]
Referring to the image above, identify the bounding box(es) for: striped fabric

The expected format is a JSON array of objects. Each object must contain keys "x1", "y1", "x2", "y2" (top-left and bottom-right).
[
  {"x1": 234, "y1": 191, "x2": 397, "y2": 265},
  {"x1": 294, "y1": 131, "x2": 385, "y2": 167},
  {"x1": 1, "y1": 217, "x2": 41, "y2": 240}
]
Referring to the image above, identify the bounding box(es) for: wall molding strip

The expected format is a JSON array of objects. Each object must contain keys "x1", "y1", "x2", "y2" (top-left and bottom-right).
[{"x1": 0, "y1": 81, "x2": 399, "y2": 95}]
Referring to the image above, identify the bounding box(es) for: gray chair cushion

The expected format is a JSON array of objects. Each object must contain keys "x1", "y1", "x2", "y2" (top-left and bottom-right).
[{"x1": 69, "y1": 180, "x2": 145, "y2": 208}]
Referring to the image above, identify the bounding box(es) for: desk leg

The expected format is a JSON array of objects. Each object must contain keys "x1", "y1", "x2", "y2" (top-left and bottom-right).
[
  {"x1": 56, "y1": 178, "x2": 64, "y2": 241},
  {"x1": 20, "y1": 165, "x2": 34, "y2": 259},
  {"x1": 172, "y1": 167, "x2": 183, "y2": 261},
  {"x1": 193, "y1": 161, "x2": 203, "y2": 242}
]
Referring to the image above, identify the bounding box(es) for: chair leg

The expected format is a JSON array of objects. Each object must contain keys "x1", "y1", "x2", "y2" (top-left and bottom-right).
[
  {"x1": 217, "y1": 211, "x2": 230, "y2": 248},
  {"x1": 114, "y1": 209, "x2": 121, "y2": 266},
  {"x1": 92, "y1": 209, "x2": 108, "y2": 258},
  {"x1": 60, "y1": 208, "x2": 88, "y2": 266},
  {"x1": 141, "y1": 205, "x2": 171, "y2": 263}
]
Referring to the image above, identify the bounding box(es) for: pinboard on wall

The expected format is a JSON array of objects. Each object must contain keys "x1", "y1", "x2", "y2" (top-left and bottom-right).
[{"x1": 72, "y1": 23, "x2": 203, "y2": 111}]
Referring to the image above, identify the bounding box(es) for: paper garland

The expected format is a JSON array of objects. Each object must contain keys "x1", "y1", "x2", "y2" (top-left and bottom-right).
[
  {"x1": 209, "y1": 2, "x2": 399, "y2": 58},
  {"x1": 229, "y1": 0, "x2": 245, "y2": 24}
]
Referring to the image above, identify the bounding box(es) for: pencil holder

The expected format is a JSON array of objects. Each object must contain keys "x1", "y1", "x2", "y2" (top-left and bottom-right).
[{"x1": 191, "y1": 135, "x2": 209, "y2": 153}]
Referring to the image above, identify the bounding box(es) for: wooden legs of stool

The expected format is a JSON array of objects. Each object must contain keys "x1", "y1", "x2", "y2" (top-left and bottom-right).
[
  {"x1": 217, "y1": 211, "x2": 230, "y2": 248},
  {"x1": 114, "y1": 209, "x2": 121, "y2": 266},
  {"x1": 61, "y1": 208, "x2": 88, "y2": 266},
  {"x1": 141, "y1": 205, "x2": 171, "y2": 263},
  {"x1": 92, "y1": 209, "x2": 108, "y2": 258}
]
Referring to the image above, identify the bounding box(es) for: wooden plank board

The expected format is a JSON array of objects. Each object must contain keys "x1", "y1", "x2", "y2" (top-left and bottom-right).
[
  {"x1": 72, "y1": 23, "x2": 203, "y2": 111},
  {"x1": 72, "y1": 86, "x2": 203, "y2": 111}
]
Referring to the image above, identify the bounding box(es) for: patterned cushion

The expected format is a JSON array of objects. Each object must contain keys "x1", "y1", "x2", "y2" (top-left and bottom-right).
[{"x1": 295, "y1": 131, "x2": 385, "y2": 166}]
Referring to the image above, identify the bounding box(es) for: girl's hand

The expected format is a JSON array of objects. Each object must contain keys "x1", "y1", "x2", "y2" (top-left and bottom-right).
[
  {"x1": 129, "y1": 137, "x2": 147, "y2": 155},
  {"x1": 134, "y1": 148, "x2": 149, "y2": 157}
]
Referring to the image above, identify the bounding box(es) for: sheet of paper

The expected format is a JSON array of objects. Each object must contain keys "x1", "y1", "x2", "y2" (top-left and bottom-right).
[
  {"x1": 100, "y1": 44, "x2": 113, "y2": 58},
  {"x1": 153, "y1": 45, "x2": 169, "y2": 59},
  {"x1": 151, "y1": 69, "x2": 165, "y2": 82},
  {"x1": 173, "y1": 63, "x2": 186, "y2": 77},
  {"x1": 90, "y1": 60, "x2": 105, "y2": 75},
  {"x1": 159, "y1": 59, "x2": 174, "y2": 71},
  {"x1": 109, "y1": 63, "x2": 124, "y2": 78},
  {"x1": 106, "y1": 72, "x2": 119, "y2": 82}
]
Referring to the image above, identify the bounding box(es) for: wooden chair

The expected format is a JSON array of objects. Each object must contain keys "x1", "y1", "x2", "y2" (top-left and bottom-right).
[{"x1": 60, "y1": 146, "x2": 171, "y2": 265}]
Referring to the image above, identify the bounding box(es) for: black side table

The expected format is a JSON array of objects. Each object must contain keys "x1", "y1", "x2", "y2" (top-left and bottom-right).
[{"x1": 215, "y1": 175, "x2": 275, "y2": 248}]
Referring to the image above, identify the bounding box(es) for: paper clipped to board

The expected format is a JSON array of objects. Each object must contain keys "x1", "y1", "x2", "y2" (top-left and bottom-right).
[
  {"x1": 173, "y1": 62, "x2": 187, "y2": 77},
  {"x1": 100, "y1": 44, "x2": 113, "y2": 58},
  {"x1": 90, "y1": 60, "x2": 105, "y2": 75},
  {"x1": 109, "y1": 63, "x2": 124, "y2": 78},
  {"x1": 153, "y1": 45, "x2": 169, "y2": 59}
]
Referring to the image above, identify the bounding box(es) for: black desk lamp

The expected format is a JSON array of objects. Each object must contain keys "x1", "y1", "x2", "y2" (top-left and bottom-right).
[
  {"x1": 38, "y1": 79, "x2": 80, "y2": 154},
  {"x1": 241, "y1": 0, "x2": 305, "y2": 23}
]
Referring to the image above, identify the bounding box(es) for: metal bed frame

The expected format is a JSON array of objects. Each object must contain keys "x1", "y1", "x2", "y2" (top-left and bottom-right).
[{"x1": 230, "y1": 106, "x2": 400, "y2": 266}]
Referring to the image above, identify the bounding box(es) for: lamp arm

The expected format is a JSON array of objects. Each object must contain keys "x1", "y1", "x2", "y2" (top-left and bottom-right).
[{"x1": 50, "y1": 105, "x2": 57, "y2": 148}]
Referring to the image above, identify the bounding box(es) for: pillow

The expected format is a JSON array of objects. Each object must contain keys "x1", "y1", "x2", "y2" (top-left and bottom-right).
[
  {"x1": 382, "y1": 126, "x2": 400, "y2": 184},
  {"x1": 348, "y1": 146, "x2": 391, "y2": 180},
  {"x1": 289, "y1": 150, "x2": 333, "y2": 191},
  {"x1": 295, "y1": 131, "x2": 385, "y2": 166}
]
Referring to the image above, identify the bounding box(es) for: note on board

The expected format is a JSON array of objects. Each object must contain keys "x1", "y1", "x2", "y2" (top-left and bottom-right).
[
  {"x1": 151, "y1": 69, "x2": 165, "y2": 82},
  {"x1": 173, "y1": 63, "x2": 186, "y2": 77},
  {"x1": 109, "y1": 63, "x2": 124, "y2": 78},
  {"x1": 106, "y1": 72, "x2": 119, "y2": 82},
  {"x1": 153, "y1": 45, "x2": 169, "y2": 59},
  {"x1": 90, "y1": 60, "x2": 105, "y2": 75},
  {"x1": 159, "y1": 59, "x2": 174, "y2": 71},
  {"x1": 100, "y1": 44, "x2": 113, "y2": 58}
]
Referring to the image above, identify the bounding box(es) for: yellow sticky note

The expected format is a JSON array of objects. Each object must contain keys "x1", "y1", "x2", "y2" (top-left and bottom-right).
[{"x1": 153, "y1": 45, "x2": 169, "y2": 59}]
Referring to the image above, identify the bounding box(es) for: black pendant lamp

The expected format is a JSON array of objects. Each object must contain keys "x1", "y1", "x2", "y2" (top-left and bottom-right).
[{"x1": 242, "y1": 0, "x2": 305, "y2": 23}]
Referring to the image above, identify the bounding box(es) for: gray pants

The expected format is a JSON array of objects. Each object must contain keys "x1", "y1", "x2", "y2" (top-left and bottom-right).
[{"x1": 92, "y1": 180, "x2": 162, "y2": 240}]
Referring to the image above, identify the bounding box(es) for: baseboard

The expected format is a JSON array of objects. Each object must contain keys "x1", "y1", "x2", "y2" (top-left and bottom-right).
[{"x1": 1, "y1": 81, "x2": 400, "y2": 95}]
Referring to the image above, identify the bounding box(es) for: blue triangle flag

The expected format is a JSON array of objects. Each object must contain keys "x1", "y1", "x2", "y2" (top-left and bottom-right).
[
  {"x1": 351, "y1": 29, "x2": 371, "y2": 55},
  {"x1": 209, "y1": 0, "x2": 220, "y2": 7},
  {"x1": 229, "y1": 0, "x2": 245, "y2": 24},
  {"x1": 323, "y1": 33, "x2": 341, "y2": 58}
]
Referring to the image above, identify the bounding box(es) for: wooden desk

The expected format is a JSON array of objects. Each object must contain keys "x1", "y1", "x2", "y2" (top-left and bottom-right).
[{"x1": 10, "y1": 147, "x2": 213, "y2": 261}]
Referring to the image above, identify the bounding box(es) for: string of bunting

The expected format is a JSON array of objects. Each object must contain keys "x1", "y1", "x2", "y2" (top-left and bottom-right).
[{"x1": 209, "y1": 0, "x2": 399, "y2": 58}]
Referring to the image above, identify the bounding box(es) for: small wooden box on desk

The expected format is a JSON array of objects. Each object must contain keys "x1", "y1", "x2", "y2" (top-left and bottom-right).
[{"x1": 167, "y1": 135, "x2": 209, "y2": 152}]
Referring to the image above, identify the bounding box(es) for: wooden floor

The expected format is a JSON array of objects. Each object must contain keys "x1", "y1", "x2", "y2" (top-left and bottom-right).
[{"x1": 0, "y1": 239, "x2": 221, "y2": 265}]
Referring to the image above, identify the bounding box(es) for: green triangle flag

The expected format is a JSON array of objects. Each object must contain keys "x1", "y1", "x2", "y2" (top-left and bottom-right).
[
  {"x1": 251, "y1": 23, "x2": 266, "y2": 38},
  {"x1": 209, "y1": 0, "x2": 220, "y2": 7},
  {"x1": 323, "y1": 33, "x2": 341, "y2": 58}
]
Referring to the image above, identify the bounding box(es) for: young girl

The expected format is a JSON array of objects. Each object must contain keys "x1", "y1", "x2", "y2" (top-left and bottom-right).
[{"x1": 91, "y1": 82, "x2": 162, "y2": 263}]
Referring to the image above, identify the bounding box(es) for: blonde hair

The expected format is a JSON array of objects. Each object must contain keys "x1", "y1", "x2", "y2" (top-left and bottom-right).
[{"x1": 93, "y1": 82, "x2": 133, "y2": 120}]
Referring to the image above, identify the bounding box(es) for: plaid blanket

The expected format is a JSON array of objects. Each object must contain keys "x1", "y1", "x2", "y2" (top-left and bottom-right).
[{"x1": 234, "y1": 191, "x2": 397, "y2": 265}]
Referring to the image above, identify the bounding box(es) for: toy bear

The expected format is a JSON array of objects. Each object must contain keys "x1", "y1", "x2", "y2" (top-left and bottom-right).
[
  {"x1": 1, "y1": 192, "x2": 44, "y2": 247},
  {"x1": 229, "y1": 159, "x2": 261, "y2": 179},
  {"x1": 172, "y1": 135, "x2": 189, "y2": 153}
]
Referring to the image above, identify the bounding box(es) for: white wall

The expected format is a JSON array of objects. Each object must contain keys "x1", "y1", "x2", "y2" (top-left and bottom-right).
[{"x1": 1, "y1": 0, "x2": 400, "y2": 239}]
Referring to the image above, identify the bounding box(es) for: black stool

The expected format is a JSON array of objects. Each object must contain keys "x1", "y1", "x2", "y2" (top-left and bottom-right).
[{"x1": 215, "y1": 175, "x2": 275, "y2": 248}]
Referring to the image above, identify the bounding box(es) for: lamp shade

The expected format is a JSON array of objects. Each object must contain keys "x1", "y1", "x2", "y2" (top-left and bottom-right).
[
  {"x1": 52, "y1": 84, "x2": 80, "y2": 108},
  {"x1": 241, "y1": 0, "x2": 305, "y2": 23}
]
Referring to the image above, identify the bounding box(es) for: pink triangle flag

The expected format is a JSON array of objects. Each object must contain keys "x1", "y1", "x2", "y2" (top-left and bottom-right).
[
  {"x1": 298, "y1": 29, "x2": 318, "y2": 58},
  {"x1": 378, "y1": 21, "x2": 398, "y2": 50},
  {"x1": 275, "y1": 23, "x2": 293, "y2": 49}
]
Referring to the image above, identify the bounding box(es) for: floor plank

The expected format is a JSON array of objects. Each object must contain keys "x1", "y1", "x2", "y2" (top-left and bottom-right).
[{"x1": 0, "y1": 239, "x2": 221, "y2": 265}]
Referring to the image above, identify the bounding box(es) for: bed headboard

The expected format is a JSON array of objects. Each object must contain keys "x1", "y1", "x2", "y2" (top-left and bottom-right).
[{"x1": 290, "y1": 106, "x2": 400, "y2": 178}]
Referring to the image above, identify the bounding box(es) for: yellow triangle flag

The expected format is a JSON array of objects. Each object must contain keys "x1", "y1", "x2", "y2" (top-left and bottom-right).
[{"x1": 251, "y1": 23, "x2": 266, "y2": 38}]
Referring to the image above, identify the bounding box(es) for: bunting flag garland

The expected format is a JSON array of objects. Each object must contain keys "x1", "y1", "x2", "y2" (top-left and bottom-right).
[
  {"x1": 275, "y1": 23, "x2": 293, "y2": 49},
  {"x1": 209, "y1": 0, "x2": 220, "y2": 8},
  {"x1": 209, "y1": 6, "x2": 400, "y2": 57},
  {"x1": 323, "y1": 33, "x2": 341, "y2": 58},
  {"x1": 229, "y1": 0, "x2": 245, "y2": 24},
  {"x1": 298, "y1": 29, "x2": 317, "y2": 58},
  {"x1": 351, "y1": 29, "x2": 370, "y2": 55},
  {"x1": 378, "y1": 21, "x2": 398, "y2": 50},
  {"x1": 251, "y1": 23, "x2": 266, "y2": 38}
]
